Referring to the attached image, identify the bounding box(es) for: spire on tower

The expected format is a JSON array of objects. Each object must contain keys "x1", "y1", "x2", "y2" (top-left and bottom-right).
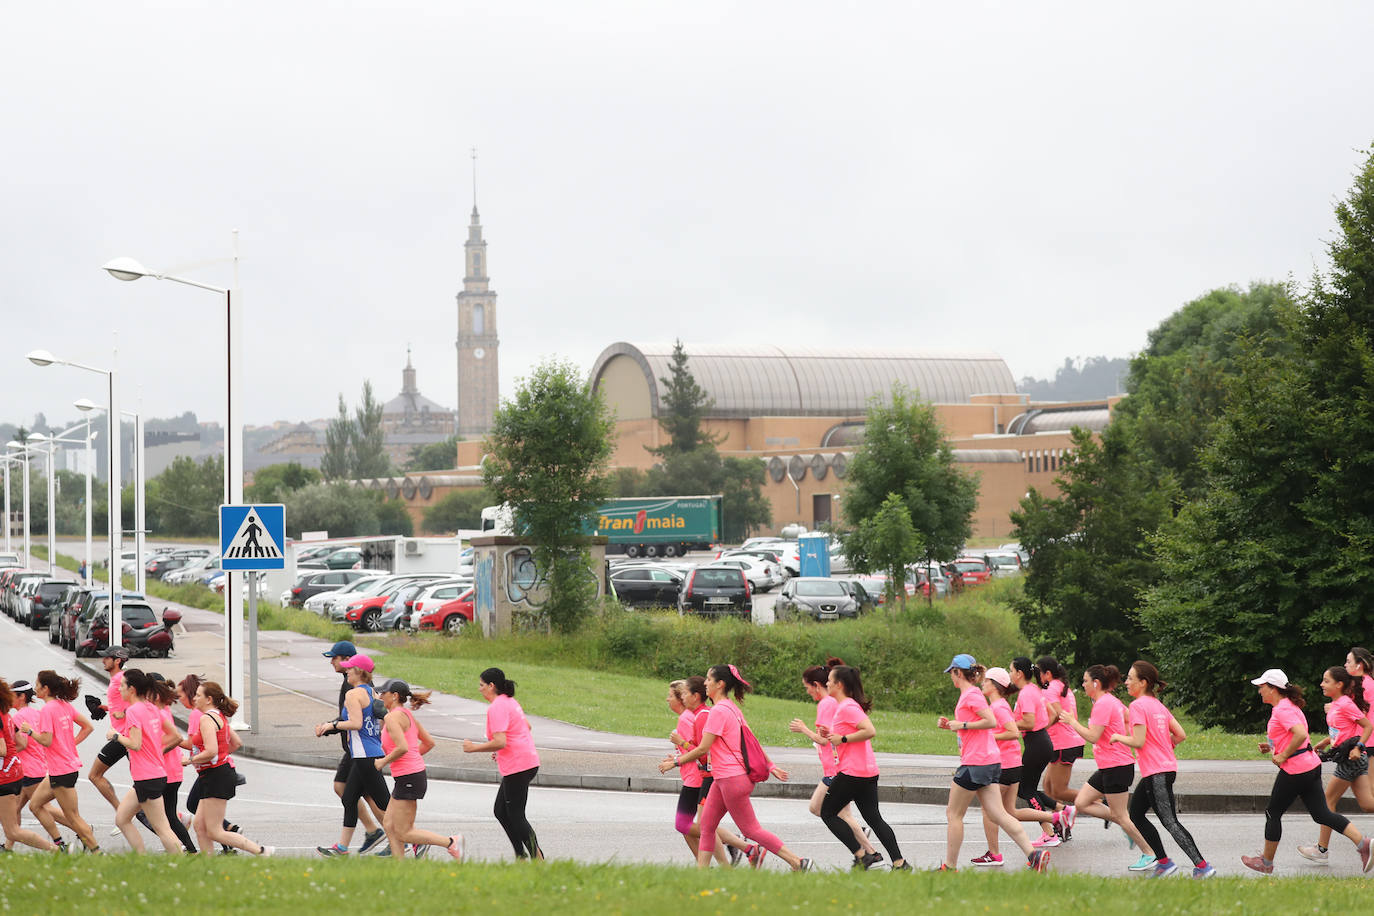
[{"x1": 470, "y1": 146, "x2": 479, "y2": 218}]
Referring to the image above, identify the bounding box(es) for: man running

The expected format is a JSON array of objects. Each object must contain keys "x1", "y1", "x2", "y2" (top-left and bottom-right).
[
  {"x1": 314, "y1": 641, "x2": 386, "y2": 853},
  {"x1": 89, "y1": 648, "x2": 136, "y2": 820}
]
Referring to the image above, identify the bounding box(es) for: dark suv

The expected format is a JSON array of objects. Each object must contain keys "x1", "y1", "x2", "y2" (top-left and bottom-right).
[
  {"x1": 677, "y1": 566, "x2": 752, "y2": 619},
  {"x1": 289, "y1": 570, "x2": 377, "y2": 607},
  {"x1": 24, "y1": 579, "x2": 76, "y2": 629}
]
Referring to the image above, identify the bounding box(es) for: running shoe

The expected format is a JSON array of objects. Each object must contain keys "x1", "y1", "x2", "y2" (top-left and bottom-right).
[
  {"x1": 1149, "y1": 859, "x2": 1178, "y2": 878},
  {"x1": 260, "y1": 846, "x2": 276, "y2": 857},
  {"x1": 374, "y1": 844, "x2": 392, "y2": 857},
  {"x1": 1061, "y1": 805, "x2": 1076, "y2": 838},
  {"x1": 359, "y1": 829, "x2": 387, "y2": 854},
  {"x1": 1031, "y1": 833, "x2": 1061, "y2": 848},
  {"x1": 178, "y1": 812, "x2": 192, "y2": 830},
  {"x1": 1192, "y1": 864, "x2": 1217, "y2": 879},
  {"x1": 931, "y1": 863, "x2": 956, "y2": 872},
  {"x1": 1240, "y1": 854, "x2": 1273, "y2": 875},
  {"x1": 890, "y1": 861, "x2": 912, "y2": 872},
  {"x1": 970, "y1": 851, "x2": 1003, "y2": 867},
  {"x1": 858, "y1": 851, "x2": 884, "y2": 870},
  {"x1": 1360, "y1": 837, "x2": 1374, "y2": 873},
  {"x1": 53, "y1": 838, "x2": 69, "y2": 854},
  {"x1": 747, "y1": 844, "x2": 768, "y2": 869},
  {"x1": 728, "y1": 845, "x2": 744, "y2": 867},
  {"x1": 1128, "y1": 854, "x2": 1157, "y2": 872},
  {"x1": 1027, "y1": 850, "x2": 1051, "y2": 872},
  {"x1": 1296, "y1": 844, "x2": 1329, "y2": 864},
  {"x1": 316, "y1": 843, "x2": 349, "y2": 857},
  {"x1": 446, "y1": 835, "x2": 464, "y2": 862},
  {"x1": 109, "y1": 825, "x2": 123, "y2": 837},
  {"x1": 135, "y1": 812, "x2": 152, "y2": 832},
  {"x1": 796, "y1": 858, "x2": 815, "y2": 872}
]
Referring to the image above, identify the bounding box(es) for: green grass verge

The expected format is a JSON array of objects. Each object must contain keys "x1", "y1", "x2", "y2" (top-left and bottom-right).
[{"x1": 0, "y1": 856, "x2": 1362, "y2": 914}]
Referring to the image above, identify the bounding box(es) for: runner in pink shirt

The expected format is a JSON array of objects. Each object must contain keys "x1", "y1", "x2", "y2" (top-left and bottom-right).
[
  {"x1": 1008, "y1": 657, "x2": 1062, "y2": 844},
  {"x1": 660, "y1": 677, "x2": 752, "y2": 866},
  {"x1": 971, "y1": 667, "x2": 1058, "y2": 867},
  {"x1": 788, "y1": 658, "x2": 877, "y2": 864},
  {"x1": 1297, "y1": 666, "x2": 1374, "y2": 864},
  {"x1": 1058, "y1": 664, "x2": 1155, "y2": 868},
  {"x1": 1344, "y1": 648, "x2": 1374, "y2": 716},
  {"x1": 670, "y1": 664, "x2": 812, "y2": 871},
  {"x1": 104, "y1": 669, "x2": 186, "y2": 854},
  {"x1": 26, "y1": 671, "x2": 98, "y2": 852},
  {"x1": 463, "y1": 667, "x2": 543, "y2": 860},
  {"x1": 6, "y1": 681, "x2": 53, "y2": 825},
  {"x1": 376, "y1": 679, "x2": 464, "y2": 860},
  {"x1": 938, "y1": 654, "x2": 1050, "y2": 873},
  {"x1": 1037, "y1": 656, "x2": 1086, "y2": 814},
  {"x1": 1243, "y1": 668, "x2": 1373, "y2": 875},
  {"x1": 0, "y1": 678, "x2": 58, "y2": 852},
  {"x1": 89, "y1": 647, "x2": 133, "y2": 816},
  {"x1": 149, "y1": 674, "x2": 196, "y2": 853},
  {"x1": 1111, "y1": 661, "x2": 1213, "y2": 878}
]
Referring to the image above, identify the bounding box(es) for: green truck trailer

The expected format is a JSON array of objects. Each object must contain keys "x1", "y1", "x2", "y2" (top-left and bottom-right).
[{"x1": 480, "y1": 495, "x2": 722, "y2": 558}]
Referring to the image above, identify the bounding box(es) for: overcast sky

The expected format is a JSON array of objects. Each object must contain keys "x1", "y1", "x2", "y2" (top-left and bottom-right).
[{"x1": 4, "y1": 1, "x2": 1372, "y2": 431}]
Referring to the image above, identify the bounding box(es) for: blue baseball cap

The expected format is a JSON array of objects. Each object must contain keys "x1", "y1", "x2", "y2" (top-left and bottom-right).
[
  {"x1": 323, "y1": 640, "x2": 357, "y2": 658},
  {"x1": 944, "y1": 653, "x2": 976, "y2": 672}
]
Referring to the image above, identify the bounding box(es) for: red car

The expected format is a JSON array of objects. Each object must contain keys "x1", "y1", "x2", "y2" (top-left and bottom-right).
[
  {"x1": 415, "y1": 586, "x2": 474, "y2": 634},
  {"x1": 949, "y1": 557, "x2": 993, "y2": 587},
  {"x1": 343, "y1": 587, "x2": 402, "y2": 632}
]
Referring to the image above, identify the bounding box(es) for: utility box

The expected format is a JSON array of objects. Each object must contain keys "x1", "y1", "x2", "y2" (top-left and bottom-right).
[{"x1": 799, "y1": 534, "x2": 831, "y2": 578}]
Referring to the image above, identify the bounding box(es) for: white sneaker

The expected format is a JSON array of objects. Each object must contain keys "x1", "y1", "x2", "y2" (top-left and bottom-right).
[
  {"x1": 179, "y1": 812, "x2": 192, "y2": 830},
  {"x1": 109, "y1": 825, "x2": 123, "y2": 837},
  {"x1": 1296, "y1": 844, "x2": 1329, "y2": 864},
  {"x1": 259, "y1": 846, "x2": 276, "y2": 857}
]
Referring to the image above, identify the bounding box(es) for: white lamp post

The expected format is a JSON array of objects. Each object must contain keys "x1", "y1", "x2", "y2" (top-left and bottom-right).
[
  {"x1": 45, "y1": 419, "x2": 99, "y2": 587},
  {"x1": 102, "y1": 245, "x2": 243, "y2": 708},
  {"x1": 77, "y1": 400, "x2": 145, "y2": 594},
  {"x1": 27, "y1": 349, "x2": 122, "y2": 646},
  {"x1": 4, "y1": 442, "x2": 32, "y2": 567},
  {"x1": 2, "y1": 454, "x2": 14, "y2": 554},
  {"x1": 26, "y1": 433, "x2": 56, "y2": 575}
]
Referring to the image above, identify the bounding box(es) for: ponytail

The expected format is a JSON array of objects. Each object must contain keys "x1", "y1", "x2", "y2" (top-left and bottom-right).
[
  {"x1": 480, "y1": 667, "x2": 516, "y2": 698},
  {"x1": 830, "y1": 666, "x2": 872, "y2": 713},
  {"x1": 37, "y1": 670, "x2": 80, "y2": 702},
  {"x1": 708, "y1": 664, "x2": 751, "y2": 703},
  {"x1": 0, "y1": 679, "x2": 13, "y2": 715},
  {"x1": 200, "y1": 681, "x2": 239, "y2": 718},
  {"x1": 1131, "y1": 660, "x2": 1166, "y2": 697},
  {"x1": 1329, "y1": 666, "x2": 1367, "y2": 714},
  {"x1": 1276, "y1": 682, "x2": 1305, "y2": 709}
]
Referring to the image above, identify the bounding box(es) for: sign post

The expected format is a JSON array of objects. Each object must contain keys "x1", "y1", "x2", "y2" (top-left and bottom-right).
[{"x1": 219, "y1": 504, "x2": 285, "y2": 731}]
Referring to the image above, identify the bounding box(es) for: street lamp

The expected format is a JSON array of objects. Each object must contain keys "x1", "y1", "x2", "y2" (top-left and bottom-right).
[
  {"x1": 102, "y1": 245, "x2": 244, "y2": 708},
  {"x1": 27, "y1": 348, "x2": 122, "y2": 646},
  {"x1": 4, "y1": 441, "x2": 32, "y2": 568},
  {"x1": 26, "y1": 433, "x2": 56, "y2": 575},
  {"x1": 1, "y1": 453, "x2": 16, "y2": 554},
  {"x1": 47, "y1": 417, "x2": 99, "y2": 587},
  {"x1": 77, "y1": 399, "x2": 145, "y2": 594}
]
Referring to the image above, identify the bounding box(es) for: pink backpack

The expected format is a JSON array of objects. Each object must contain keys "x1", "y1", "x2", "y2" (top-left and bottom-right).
[{"x1": 730, "y1": 707, "x2": 770, "y2": 784}]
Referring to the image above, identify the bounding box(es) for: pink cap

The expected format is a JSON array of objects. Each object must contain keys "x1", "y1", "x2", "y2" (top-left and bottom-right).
[{"x1": 340, "y1": 654, "x2": 374, "y2": 673}]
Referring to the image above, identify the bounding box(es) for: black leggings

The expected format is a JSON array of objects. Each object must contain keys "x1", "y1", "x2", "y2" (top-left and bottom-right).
[
  {"x1": 341, "y1": 757, "x2": 390, "y2": 829},
  {"x1": 162, "y1": 782, "x2": 197, "y2": 853},
  {"x1": 1017, "y1": 729, "x2": 1058, "y2": 811},
  {"x1": 820, "y1": 773, "x2": 903, "y2": 863},
  {"x1": 1265, "y1": 766, "x2": 1348, "y2": 842},
  {"x1": 494, "y1": 766, "x2": 541, "y2": 858},
  {"x1": 1129, "y1": 771, "x2": 1203, "y2": 865}
]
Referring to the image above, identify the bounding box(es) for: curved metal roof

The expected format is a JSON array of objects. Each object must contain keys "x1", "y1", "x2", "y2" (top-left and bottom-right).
[
  {"x1": 1005, "y1": 407, "x2": 1111, "y2": 435},
  {"x1": 590, "y1": 343, "x2": 1016, "y2": 419}
]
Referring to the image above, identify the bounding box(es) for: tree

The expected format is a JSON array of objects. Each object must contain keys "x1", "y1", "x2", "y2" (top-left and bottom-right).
[
  {"x1": 321, "y1": 395, "x2": 352, "y2": 481},
  {"x1": 839, "y1": 385, "x2": 978, "y2": 570},
  {"x1": 352, "y1": 381, "x2": 390, "y2": 479},
  {"x1": 719, "y1": 456, "x2": 772, "y2": 543},
  {"x1": 145, "y1": 455, "x2": 223, "y2": 537},
  {"x1": 375, "y1": 497, "x2": 414, "y2": 537},
  {"x1": 483, "y1": 360, "x2": 615, "y2": 633},
  {"x1": 846, "y1": 493, "x2": 922, "y2": 607},
  {"x1": 405, "y1": 435, "x2": 460, "y2": 472},
  {"x1": 648, "y1": 339, "x2": 721, "y2": 458},
  {"x1": 422, "y1": 487, "x2": 492, "y2": 533},
  {"x1": 245, "y1": 462, "x2": 321, "y2": 503},
  {"x1": 283, "y1": 483, "x2": 381, "y2": 539}
]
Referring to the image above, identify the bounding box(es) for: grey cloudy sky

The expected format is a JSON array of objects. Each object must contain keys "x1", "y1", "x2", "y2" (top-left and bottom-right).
[{"x1": 4, "y1": 1, "x2": 1372, "y2": 430}]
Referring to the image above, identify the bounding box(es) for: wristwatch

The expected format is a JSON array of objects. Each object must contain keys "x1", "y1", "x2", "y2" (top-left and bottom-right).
[{"x1": 840, "y1": 735, "x2": 848, "y2": 744}]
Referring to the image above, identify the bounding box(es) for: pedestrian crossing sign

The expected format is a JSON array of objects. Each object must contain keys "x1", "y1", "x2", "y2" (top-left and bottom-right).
[{"x1": 219, "y1": 504, "x2": 286, "y2": 570}]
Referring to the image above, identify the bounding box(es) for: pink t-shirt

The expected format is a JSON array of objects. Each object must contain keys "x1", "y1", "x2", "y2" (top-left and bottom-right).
[
  {"x1": 704, "y1": 698, "x2": 750, "y2": 779},
  {"x1": 832, "y1": 697, "x2": 879, "y2": 777},
  {"x1": 955, "y1": 686, "x2": 1000, "y2": 766},
  {"x1": 1014, "y1": 682, "x2": 1049, "y2": 732},
  {"x1": 382, "y1": 708, "x2": 425, "y2": 777},
  {"x1": 1128, "y1": 695, "x2": 1177, "y2": 778},
  {"x1": 1363, "y1": 676, "x2": 1374, "y2": 712},
  {"x1": 38, "y1": 699, "x2": 82, "y2": 776},
  {"x1": 486, "y1": 694, "x2": 539, "y2": 777},
  {"x1": 124, "y1": 700, "x2": 166, "y2": 782},
  {"x1": 691, "y1": 706, "x2": 711, "y2": 781},
  {"x1": 991, "y1": 697, "x2": 1023, "y2": 768},
  {"x1": 108, "y1": 671, "x2": 132, "y2": 736},
  {"x1": 1269, "y1": 698, "x2": 1319, "y2": 775},
  {"x1": 1046, "y1": 680, "x2": 1086, "y2": 750},
  {"x1": 160, "y1": 708, "x2": 184, "y2": 784},
  {"x1": 1088, "y1": 693, "x2": 1134, "y2": 769},
  {"x1": 1326, "y1": 694, "x2": 1367, "y2": 747},
  {"x1": 676, "y1": 708, "x2": 702, "y2": 788},
  {"x1": 814, "y1": 695, "x2": 841, "y2": 778},
  {"x1": 12, "y1": 706, "x2": 48, "y2": 778}
]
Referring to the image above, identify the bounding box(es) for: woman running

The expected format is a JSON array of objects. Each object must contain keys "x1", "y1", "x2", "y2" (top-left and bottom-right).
[
  {"x1": 1243, "y1": 668, "x2": 1373, "y2": 874},
  {"x1": 176, "y1": 674, "x2": 239, "y2": 853},
  {"x1": 8, "y1": 680, "x2": 63, "y2": 840},
  {"x1": 1114, "y1": 661, "x2": 1214, "y2": 878},
  {"x1": 788, "y1": 659, "x2": 878, "y2": 864},
  {"x1": 1008, "y1": 657, "x2": 1062, "y2": 846},
  {"x1": 149, "y1": 673, "x2": 196, "y2": 853},
  {"x1": 463, "y1": 667, "x2": 543, "y2": 860},
  {"x1": 971, "y1": 666, "x2": 1057, "y2": 866},
  {"x1": 1038, "y1": 656, "x2": 1085, "y2": 818},
  {"x1": 1345, "y1": 648, "x2": 1374, "y2": 712},
  {"x1": 671, "y1": 664, "x2": 812, "y2": 871},
  {"x1": 318, "y1": 654, "x2": 391, "y2": 857},
  {"x1": 25, "y1": 671, "x2": 98, "y2": 852},
  {"x1": 105, "y1": 668, "x2": 184, "y2": 853},
  {"x1": 817, "y1": 665, "x2": 909, "y2": 870},
  {"x1": 1058, "y1": 664, "x2": 1155, "y2": 869},
  {"x1": 938, "y1": 654, "x2": 1050, "y2": 872},
  {"x1": 0, "y1": 677, "x2": 58, "y2": 852},
  {"x1": 189, "y1": 681, "x2": 272, "y2": 857},
  {"x1": 376, "y1": 679, "x2": 464, "y2": 860},
  {"x1": 1297, "y1": 666, "x2": 1374, "y2": 864}
]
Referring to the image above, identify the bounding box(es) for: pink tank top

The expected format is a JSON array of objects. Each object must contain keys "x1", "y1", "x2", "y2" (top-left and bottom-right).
[{"x1": 381, "y1": 708, "x2": 425, "y2": 777}]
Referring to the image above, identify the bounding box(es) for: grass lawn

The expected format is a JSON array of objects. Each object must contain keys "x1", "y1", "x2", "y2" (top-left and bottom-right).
[{"x1": 0, "y1": 855, "x2": 1363, "y2": 914}]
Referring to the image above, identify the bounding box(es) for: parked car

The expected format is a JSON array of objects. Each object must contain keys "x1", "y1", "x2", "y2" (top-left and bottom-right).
[
  {"x1": 413, "y1": 582, "x2": 476, "y2": 633},
  {"x1": 74, "y1": 595, "x2": 169, "y2": 657},
  {"x1": 323, "y1": 548, "x2": 364, "y2": 570},
  {"x1": 4, "y1": 571, "x2": 48, "y2": 617},
  {"x1": 306, "y1": 575, "x2": 386, "y2": 616},
  {"x1": 23, "y1": 578, "x2": 76, "y2": 629},
  {"x1": 288, "y1": 570, "x2": 381, "y2": 607},
  {"x1": 981, "y1": 550, "x2": 1024, "y2": 578},
  {"x1": 164, "y1": 556, "x2": 222, "y2": 585},
  {"x1": 146, "y1": 555, "x2": 190, "y2": 579},
  {"x1": 610, "y1": 566, "x2": 683, "y2": 608},
  {"x1": 376, "y1": 582, "x2": 433, "y2": 631},
  {"x1": 677, "y1": 566, "x2": 752, "y2": 619},
  {"x1": 999, "y1": 542, "x2": 1031, "y2": 566},
  {"x1": 54, "y1": 586, "x2": 98, "y2": 650},
  {"x1": 949, "y1": 556, "x2": 993, "y2": 588},
  {"x1": 705, "y1": 556, "x2": 782, "y2": 592},
  {"x1": 774, "y1": 577, "x2": 860, "y2": 621},
  {"x1": 339, "y1": 574, "x2": 450, "y2": 631},
  {"x1": 834, "y1": 578, "x2": 878, "y2": 614}
]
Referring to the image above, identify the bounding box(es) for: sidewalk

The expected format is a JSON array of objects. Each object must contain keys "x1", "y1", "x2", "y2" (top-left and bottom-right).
[{"x1": 76, "y1": 591, "x2": 1308, "y2": 814}]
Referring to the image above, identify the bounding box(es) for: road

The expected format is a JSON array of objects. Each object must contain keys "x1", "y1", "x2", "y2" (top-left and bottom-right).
[{"x1": 0, "y1": 598, "x2": 1355, "y2": 876}]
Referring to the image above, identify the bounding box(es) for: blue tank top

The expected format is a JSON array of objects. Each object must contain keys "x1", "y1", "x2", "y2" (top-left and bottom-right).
[{"x1": 345, "y1": 684, "x2": 383, "y2": 758}]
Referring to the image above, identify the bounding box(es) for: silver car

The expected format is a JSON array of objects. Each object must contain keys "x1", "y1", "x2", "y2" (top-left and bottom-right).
[{"x1": 773, "y1": 577, "x2": 859, "y2": 621}]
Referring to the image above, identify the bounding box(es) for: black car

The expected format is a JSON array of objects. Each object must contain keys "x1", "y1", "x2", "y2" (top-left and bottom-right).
[
  {"x1": 774, "y1": 577, "x2": 860, "y2": 622},
  {"x1": 677, "y1": 566, "x2": 751, "y2": 619},
  {"x1": 288, "y1": 570, "x2": 378, "y2": 607},
  {"x1": 25, "y1": 578, "x2": 76, "y2": 629},
  {"x1": 146, "y1": 556, "x2": 188, "y2": 579},
  {"x1": 610, "y1": 566, "x2": 683, "y2": 608}
]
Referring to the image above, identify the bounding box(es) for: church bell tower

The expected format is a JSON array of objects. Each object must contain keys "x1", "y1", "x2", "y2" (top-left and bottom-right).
[{"x1": 455, "y1": 152, "x2": 499, "y2": 437}]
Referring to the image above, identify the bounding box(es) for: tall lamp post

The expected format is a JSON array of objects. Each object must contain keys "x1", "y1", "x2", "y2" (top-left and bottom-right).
[
  {"x1": 4, "y1": 442, "x2": 33, "y2": 567},
  {"x1": 1, "y1": 454, "x2": 16, "y2": 554},
  {"x1": 44, "y1": 420, "x2": 100, "y2": 587},
  {"x1": 26, "y1": 349, "x2": 121, "y2": 647},
  {"x1": 25, "y1": 434, "x2": 56, "y2": 574},
  {"x1": 102, "y1": 246, "x2": 243, "y2": 710},
  {"x1": 77, "y1": 400, "x2": 145, "y2": 594}
]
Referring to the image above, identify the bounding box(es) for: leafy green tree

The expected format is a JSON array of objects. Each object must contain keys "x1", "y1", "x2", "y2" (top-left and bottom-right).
[
  {"x1": 846, "y1": 493, "x2": 922, "y2": 607},
  {"x1": 610, "y1": 467, "x2": 649, "y2": 498},
  {"x1": 283, "y1": 483, "x2": 381, "y2": 539},
  {"x1": 720, "y1": 456, "x2": 771, "y2": 543},
  {"x1": 649, "y1": 339, "x2": 721, "y2": 458},
  {"x1": 422, "y1": 488, "x2": 492, "y2": 533},
  {"x1": 245, "y1": 462, "x2": 321, "y2": 504},
  {"x1": 375, "y1": 497, "x2": 414, "y2": 536},
  {"x1": 405, "y1": 435, "x2": 460, "y2": 472},
  {"x1": 321, "y1": 395, "x2": 352, "y2": 481},
  {"x1": 839, "y1": 385, "x2": 978, "y2": 569},
  {"x1": 483, "y1": 360, "x2": 615, "y2": 633},
  {"x1": 352, "y1": 381, "x2": 391, "y2": 479},
  {"x1": 147, "y1": 455, "x2": 224, "y2": 537}
]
